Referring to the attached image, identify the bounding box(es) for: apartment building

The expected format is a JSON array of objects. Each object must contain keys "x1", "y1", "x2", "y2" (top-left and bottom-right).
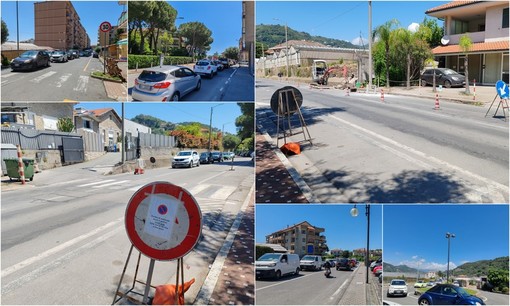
[
  {"x1": 426, "y1": 1, "x2": 509, "y2": 84},
  {"x1": 34, "y1": 1, "x2": 90, "y2": 50},
  {"x1": 240, "y1": 1, "x2": 255, "y2": 72},
  {"x1": 265, "y1": 221, "x2": 328, "y2": 257}
]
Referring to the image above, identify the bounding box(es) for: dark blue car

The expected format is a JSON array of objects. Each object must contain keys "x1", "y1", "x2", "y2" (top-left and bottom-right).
[{"x1": 418, "y1": 284, "x2": 485, "y2": 305}]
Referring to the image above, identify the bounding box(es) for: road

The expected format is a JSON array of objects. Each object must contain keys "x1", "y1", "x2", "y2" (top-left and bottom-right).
[
  {"x1": 1, "y1": 155, "x2": 254, "y2": 304},
  {"x1": 383, "y1": 284, "x2": 510, "y2": 305},
  {"x1": 127, "y1": 64, "x2": 254, "y2": 102},
  {"x1": 256, "y1": 78, "x2": 509, "y2": 203},
  {"x1": 256, "y1": 266, "x2": 355, "y2": 305},
  {"x1": 1, "y1": 56, "x2": 115, "y2": 102}
]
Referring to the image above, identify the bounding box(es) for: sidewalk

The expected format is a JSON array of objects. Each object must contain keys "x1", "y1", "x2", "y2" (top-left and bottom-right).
[
  {"x1": 255, "y1": 133, "x2": 310, "y2": 204},
  {"x1": 98, "y1": 56, "x2": 128, "y2": 101},
  {"x1": 337, "y1": 265, "x2": 382, "y2": 305}
]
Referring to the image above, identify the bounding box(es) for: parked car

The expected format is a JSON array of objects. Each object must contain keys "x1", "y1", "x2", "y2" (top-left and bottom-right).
[
  {"x1": 193, "y1": 59, "x2": 217, "y2": 79},
  {"x1": 299, "y1": 255, "x2": 323, "y2": 271},
  {"x1": 172, "y1": 150, "x2": 199, "y2": 168},
  {"x1": 256, "y1": 253, "x2": 300, "y2": 280},
  {"x1": 70, "y1": 49, "x2": 79, "y2": 58},
  {"x1": 324, "y1": 259, "x2": 337, "y2": 268},
  {"x1": 373, "y1": 265, "x2": 383, "y2": 276},
  {"x1": 414, "y1": 280, "x2": 428, "y2": 288},
  {"x1": 387, "y1": 279, "x2": 408, "y2": 297},
  {"x1": 11, "y1": 50, "x2": 50, "y2": 71},
  {"x1": 212, "y1": 60, "x2": 223, "y2": 71},
  {"x1": 336, "y1": 258, "x2": 352, "y2": 271},
  {"x1": 222, "y1": 152, "x2": 234, "y2": 161},
  {"x1": 452, "y1": 281, "x2": 460, "y2": 287},
  {"x1": 50, "y1": 50, "x2": 68, "y2": 63},
  {"x1": 427, "y1": 281, "x2": 435, "y2": 287},
  {"x1": 199, "y1": 152, "x2": 213, "y2": 164},
  {"x1": 219, "y1": 58, "x2": 229, "y2": 69},
  {"x1": 211, "y1": 152, "x2": 222, "y2": 162},
  {"x1": 349, "y1": 258, "x2": 357, "y2": 268},
  {"x1": 66, "y1": 50, "x2": 74, "y2": 60},
  {"x1": 132, "y1": 65, "x2": 201, "y2": 102},
  {"x1": 420, "y1": 68, "x2": 466, "y2": 88},
  {"x1": 92, "y1": 51, "x2": 99, "y2": 58},
  {"x1": 418, "y1": 284, "x2": 485, "y2": 305}
]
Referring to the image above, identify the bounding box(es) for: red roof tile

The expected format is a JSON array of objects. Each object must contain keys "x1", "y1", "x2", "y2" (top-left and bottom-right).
[
  {"x1": 89, "y1": 108, "x2": 114, "y2": 116},
  {"x1": 432, "y1": 40, "x2": 509, "y2": 54},
  {"x1": 426, "y1": 1, "x2": 481, "y2": 14}
]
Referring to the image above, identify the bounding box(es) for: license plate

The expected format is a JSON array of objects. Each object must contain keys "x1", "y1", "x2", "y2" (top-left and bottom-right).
[
  {"x1": 396, "y1": 290, "x2": 402, "y2": 293},
  {"x1": 139, "y1": 85, "x2": 151, "y2": 90},
  {"x1": 14, "y1": 64, "x2": 20, "y2": 67},
  {"x1": 256, "y1": 271, "x2": 260, "y2": 274}
]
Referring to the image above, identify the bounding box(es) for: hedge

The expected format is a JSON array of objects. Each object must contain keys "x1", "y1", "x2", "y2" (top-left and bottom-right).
[{"x1": 128, "y1": 55, "x2": 194, "y2": 69}]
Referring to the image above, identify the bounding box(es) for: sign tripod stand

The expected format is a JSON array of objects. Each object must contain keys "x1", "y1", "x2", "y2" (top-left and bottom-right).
[
  {"x1": 272, "y1": 87, "x2": 313, "y2": 148},
  {"x1": 485, "y1": 94, "x2": 509, "y2": 121}
]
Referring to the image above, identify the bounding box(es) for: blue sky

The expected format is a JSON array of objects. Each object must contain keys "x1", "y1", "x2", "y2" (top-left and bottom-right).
[
  {"x1": 75, "y1": 102, "x2": 246, "y2": 134},
  {"x1": 256, "y1": 204, "x2": 382, "y2": 251},
  {"x1": 384, "y1": 205, "x2": 509, "y2": 272},
  {"x1": 1, "y1": 1, "x2": 125, "y2": 46},
  {"x1": 256, "y1": 0, "x2": 446, "y2": 46},
  {"x1": 170, "y1": 1, "x2": 242, "y2": 55}
]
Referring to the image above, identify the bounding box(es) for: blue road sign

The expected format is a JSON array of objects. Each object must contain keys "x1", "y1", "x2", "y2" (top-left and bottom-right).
[{"x1": 496, "y1": 80, "x2": 509, "y2": 99}]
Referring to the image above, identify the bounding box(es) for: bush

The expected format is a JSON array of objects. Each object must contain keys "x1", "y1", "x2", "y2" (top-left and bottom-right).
[
  {"x1": 128, "y1": 55, "x2": 193, "y2": 69},
  {"x1": 1, "y1": 54, "x2": 9, "y2": 66},
  {"x1": 255, "y1": 246, "x2": 274, "y2": 260}
]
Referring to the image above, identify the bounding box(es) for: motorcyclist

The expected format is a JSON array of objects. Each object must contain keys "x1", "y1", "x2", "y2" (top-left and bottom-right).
[{"x1": 324, "y1": 260, "x2": 332, "y2": 277}]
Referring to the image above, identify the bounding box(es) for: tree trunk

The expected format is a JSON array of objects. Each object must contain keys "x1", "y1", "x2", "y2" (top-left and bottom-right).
[
  {"x1": 138, "y1": 26, "x2": 145, "y2": 55},
  {"x1": 464, "y1": 56, "x2": 470, "y2": 94},
  {"x1": 433, "y1": 69, "x2": 436, "y2": 92},
  {"x1": 406, "y1": 53, "x2": 411, "y2": 89},
  {"x1": 385, "y1": 47, "x2": 390, "y2": 88}
]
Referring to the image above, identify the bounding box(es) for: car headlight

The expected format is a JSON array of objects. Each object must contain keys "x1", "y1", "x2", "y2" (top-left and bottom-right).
[
  {"x1": 268, "y1": 263, "x2": 276, "y2": 267},
  {"x1": 451, "y1": 77, "x2": 459, "y2": 81},
  {"x1": 23, "y1": 59, "x2": 32, "y2": 63}
]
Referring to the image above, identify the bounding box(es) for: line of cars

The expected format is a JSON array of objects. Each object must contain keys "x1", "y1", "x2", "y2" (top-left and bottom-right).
[
  {"x1": 171, "y1": 150, "x2": 238, "y2": 168},
  {"x1": 131, "y1": 57, "x2": 235, "y2": 101},
  {"x1": 10, "y1": 48, "x2": 92, "y2": 72}
]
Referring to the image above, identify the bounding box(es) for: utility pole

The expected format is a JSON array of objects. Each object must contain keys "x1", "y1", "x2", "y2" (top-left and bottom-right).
[{"x1": 368, "y1": 1, "x2": 373, "y2": 90}]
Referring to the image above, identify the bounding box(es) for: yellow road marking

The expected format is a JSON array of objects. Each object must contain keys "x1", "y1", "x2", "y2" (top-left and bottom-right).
[
  {"x1": 83, "y1": 56, "x2": 93, "y2": 72},
  {"x1": 63, "y1": 99, "x2": 77, "y2": 102}
]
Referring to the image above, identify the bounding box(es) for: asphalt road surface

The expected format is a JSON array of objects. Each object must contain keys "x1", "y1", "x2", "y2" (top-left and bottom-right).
[
  {"x1": 256, "y1": 79, "x2": 509, "y2": 203},
  {"x1": 1, "y1": 155, "x2": 254, "y2": 304},
  {"x1": 256, "y1": 267, "x2": 355, "y2": 305},
  {"x1": 128, "y1": 65, "x2": 254, "y2": 102},
  {"x1": 1, "y1": 56, "x2": 113, "y2": 102}
]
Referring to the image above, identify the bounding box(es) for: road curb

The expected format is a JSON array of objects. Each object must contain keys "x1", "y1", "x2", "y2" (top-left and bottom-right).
[
  {"x1": 257, "y1": 128, "x2": 320, "y2": 203},
  {"x1": 193, "y1": 182, "x2": 254, "y2": 305},
  {"x1": 336, "y1": 265, "x2": 363, "y2": 304},
  {"x1": 386, "y1": 91, "x2": 484, "y2": 105}
]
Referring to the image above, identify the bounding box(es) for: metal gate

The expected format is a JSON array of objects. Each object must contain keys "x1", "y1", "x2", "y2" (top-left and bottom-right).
[
  {"x1": 125, "y1": 134, "x2": 140, "y2": 161},
  {"x1": 62, "y1": 137, "x2": 84, "y2": 163}
]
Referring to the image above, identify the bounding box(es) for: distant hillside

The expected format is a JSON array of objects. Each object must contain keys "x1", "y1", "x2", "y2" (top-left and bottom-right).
[
  {"x1": 256, "y1": 24, "x2": 362, "y2": 49},
  {"x1": 453, "y1": 256, "x2": 509, "y2": 277},
  {"x1": 130, "y1": 114, "x2": 219, "y2": 136},
  {"x1": 384, "y1": 263, "x2": 417, "y2": 273}
]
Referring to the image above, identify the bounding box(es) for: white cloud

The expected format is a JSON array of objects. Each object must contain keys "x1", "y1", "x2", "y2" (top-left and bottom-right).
[
  {"x1": 408, "y1": 22, "x2": 420, "y2": 33},
  {"x1": 351, "y1": 36, "x2": 368, "y2": 46},
  {"x1": 412, "y1": 255, "x2": 418, "y2": 259},
  {"x1": 399, "y1": 259, "x2": 457, "y2": 271}
]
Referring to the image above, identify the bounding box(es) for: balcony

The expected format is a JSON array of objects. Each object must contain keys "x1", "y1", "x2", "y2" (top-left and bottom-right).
[{"x1": 448, "y1": 31, "x2": 485, "y2": 44}]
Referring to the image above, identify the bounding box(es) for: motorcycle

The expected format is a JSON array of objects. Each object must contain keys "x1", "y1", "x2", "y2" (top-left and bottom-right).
[{"x1": 324, "y1": 266, "x2": 331, "y2": 278}]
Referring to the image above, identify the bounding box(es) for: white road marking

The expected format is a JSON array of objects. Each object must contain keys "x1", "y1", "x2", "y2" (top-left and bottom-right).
[
  {"x1": 77, "y1": 179, "x2": 115, "y2": 187},
  {"x1": 91, "y1": 180, "x2": 129, "y2": 188},
  {"x1": 188, "y1": 184, "x2": 210, "y2": 195},
  {"x1": 330, "y1": 278, "x2": 349, "y2": 300},
  {"x1": 55, "y1": 73, "x2": 72, "y2": 87},
  {"x1": 30, "y1": 71, "x2": 57, "y2": 83},
  {"x1": 1, "y1": 218, "x2": 122, "y2": 278},
  {"x1": 209, "y1": 186, "x2": 237, "y2": 200},
  {"x1": 255, "y1": 272, "x2": 316, "y2": 291},
  {"x1": 1, "y1": 73, "x2": 16, "y2": 78},
  {"x1": 73, "y1": 75, "x2": 89, "y2": 92}
]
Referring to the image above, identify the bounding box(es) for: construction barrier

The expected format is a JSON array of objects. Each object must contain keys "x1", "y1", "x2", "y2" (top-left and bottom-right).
[
  {"x1": 434, "y1": 93, "x2": 440, "y2": 110},
  {"x1": 16, "y1": 145, "x2": 26, "y2": 185},
  {"x1": 134, "y1": 158, "x2": 145, "y2": 175},
  {"x1": 380, "y1": 89, "x2": 384, "y2": 102}
]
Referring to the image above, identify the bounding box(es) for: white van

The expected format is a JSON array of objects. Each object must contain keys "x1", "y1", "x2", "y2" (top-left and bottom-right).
[
  {"x1": 255, "y1": 253, "x2": 300, "y2": 279},
  {"x1": 300, "y1": 255, "x2": 323, "y2": 271}
]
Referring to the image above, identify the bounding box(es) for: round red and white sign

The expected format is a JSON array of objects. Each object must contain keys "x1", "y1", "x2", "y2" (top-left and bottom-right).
[
  {"x1": 125, "y1": 181, "x2": 202, "y2": 261},
  {"x1": 99, "y1": 21, "x2": 112, "y2": 33}
]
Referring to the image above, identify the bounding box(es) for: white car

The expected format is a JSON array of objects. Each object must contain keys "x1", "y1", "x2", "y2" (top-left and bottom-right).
[
  {"x1": 387, "y1": 279, "x2": 408, "y2": 297},
  {"x1": 193, "y1": 59, "x2": 217, "y2": 79},
  {"x1": 172, "y1": 150, "x2": 200, "y2": 168},
  {"x1": 299, "y1": 255, "x2": 323, "y2": 271},
  {"x1": 132, "y1": 65, "x2": 201, "y2": 101}
]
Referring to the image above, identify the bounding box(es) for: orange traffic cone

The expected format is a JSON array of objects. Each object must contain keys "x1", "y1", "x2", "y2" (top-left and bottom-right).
[{"x1": 152, "y1": 278, "x2": 195, "y2": 305}]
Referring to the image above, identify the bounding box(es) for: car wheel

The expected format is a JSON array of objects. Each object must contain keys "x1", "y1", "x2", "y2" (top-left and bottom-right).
[
  {"x1": 404, "y1": 293, "x2": 407, "y2": 297},
  {"x1": 419, "y1": 299, "x2": 430, "y2": 305},
  {"x1": 172, "y1": 165, "x2": 176, "y2": 169},
  {"x1": 30, "y1": 176, "x2": 34, "y2": 181},
  {"x1": 46, "y1": 60, "x2": 50, "y2": 67},
  {"x1": 170, "y1": 92, "x2": 179, "y2": 101},
  {"x1": 295, "y1": 268, "x2": 300, "y2": 275},
  {"x1": 444, "y1": 80, "x2": 452, "y2": 88},
  {"x1": 387, "y1": 292, "x2": 391, "y2": 297},
  {"x1": 188, "y1": 161, "x2": 193, "y2": 168},
  {"x1": 197, "y1": 161, "x2": 200, "y2": 167},
  {"x1": 209, "y1": 72, "x2": 213, "y2": 79},
  {"x1": 195, "y1": 80, "x2": 201, "y2": 91},
  {"x1": 275, "y1": 270, "x2": 281, "y2": 280},
  {"x1": 421, "y1": 79, "x2": 427, "y2": 87}
]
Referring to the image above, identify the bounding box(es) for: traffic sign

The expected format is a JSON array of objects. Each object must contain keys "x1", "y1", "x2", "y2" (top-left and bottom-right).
[
  {"x1": 125, "y1": 181, "x2": 202, "y2": 261},
  {"x1": 496, "y1": 80, "x2": 509, "y2": 99},
  {"x1": 100, "y1": 21, "x2": 112, "y2": 33}
]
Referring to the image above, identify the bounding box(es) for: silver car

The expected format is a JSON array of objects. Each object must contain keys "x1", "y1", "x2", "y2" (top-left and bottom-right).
[
  {"x1": 132, "y1": 65, "x2": 201, "y2": 101},
  {"x1": 50, "y1": 50, "x2": 68, "y2": 63}
]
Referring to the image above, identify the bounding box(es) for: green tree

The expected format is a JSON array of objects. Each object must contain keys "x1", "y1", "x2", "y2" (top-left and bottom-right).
[
  {"x1": 146, "y1": 1, "x2": 177, "y2": 54},
  {"x1": 488, "y1": 269, "x2": 509, "y2": 292},
  {"x1": 175, "y1": 122, "x2": 203, "y2": 136},
  {"x1": 128, "y1": 1, "x2": 155, "y2": 54},
  {"x1": 223, "y1": 134, "x2": 240, "y2": 151},
  {"x1": 256, "y1": 245, "x2": 274, "y2": 260},
  {"x1": 420, "y1": 18, "x2": 443, "y2": 48},
  {"x1": 341, "y1": 250, "x2": 351, "y2": 258},
  {"x1": 236, "y1": 102, "x2": 254, "y2": 141},
  {"x1": 1, "y1": 19, "x2": 8, "y2": 44},
  {"x1": 459, "y1": 34, "x2": 472, "y2": 94},
  {"x1": 57, "y1": 117, "x2": 74, "y2": 132},
  {"x1": 178, "y1": 22, "x2": 213, "y2": 60},
  {"x1": 373, "y1": 19, "x2": 399, "y2": 88},
  {"x1": 223, "y1": 46, "x2": 239, "y2": 60},
  {"x1": 256, "y1": 41, "x2": 266, "y2": 58}
]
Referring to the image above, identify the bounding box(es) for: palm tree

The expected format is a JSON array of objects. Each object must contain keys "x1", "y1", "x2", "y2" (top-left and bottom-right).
[
  {"x1": 459, "y1": 34, "x2": 472, "y2": 94},
  {"x1": 374, "y1": 19, "x2": 399, "y2": 88}
]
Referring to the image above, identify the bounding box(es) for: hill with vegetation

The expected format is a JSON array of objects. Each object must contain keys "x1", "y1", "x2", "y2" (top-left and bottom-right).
[
  {"x1": 130, "y1": 114, "x2": 217, "y2": 135},
  {"x1": 256, "y1": 24, "x2": 362, "y2": 49},
  {"x1": 453, "y1": 256, "x2": 509, "y2": 277},
  {"x1": 383, "y1": 263, "x2": 418, "y2": 273}
]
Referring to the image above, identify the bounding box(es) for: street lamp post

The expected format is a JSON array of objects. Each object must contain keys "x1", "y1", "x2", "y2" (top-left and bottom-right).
[
  {"x1": 351, "y1": 204, "x2": 370, "y2": 284},
  {"x1": 274, "y1": 18, "x2": 289, "y2": 78},
  {"x1": 446, "y1": 232, "x2": 455, "y2": 283},
  {"x1": 208, "y1": 104, "x2": 224, "y2": 154}
]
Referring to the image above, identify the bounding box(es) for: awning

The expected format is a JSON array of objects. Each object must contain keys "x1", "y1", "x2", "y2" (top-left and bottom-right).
[
  {"x1": 432, "y1": 41, "x2": 509, "y2": 55},
  {"x1": 116, "y1": 38, "x2": 128, "y2": 46}
]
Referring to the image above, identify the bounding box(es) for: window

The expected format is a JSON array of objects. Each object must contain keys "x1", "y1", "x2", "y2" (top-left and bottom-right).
[
  {"x1": 451, "y1": 19, "x2": 468, "y2": 34},
  {"x1": 84, "y1": 119, "x2": 91, "y2": 129},
  {"x1": 503, "y1": 8, "x2": 509, "y2": 28}
]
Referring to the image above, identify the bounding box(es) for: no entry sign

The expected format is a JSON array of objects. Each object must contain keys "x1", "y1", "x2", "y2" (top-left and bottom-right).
[
  {"x1": 100, "y1": 21, "x2": 112, "y2": 33},
  {"x1": 125, "y1": 181, "x2": 202, "y2": 261}
]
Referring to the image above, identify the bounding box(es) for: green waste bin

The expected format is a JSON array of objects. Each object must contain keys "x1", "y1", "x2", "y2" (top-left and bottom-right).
[{"x1": 3, "y1": 158, "x2": 34, "y2": 181}]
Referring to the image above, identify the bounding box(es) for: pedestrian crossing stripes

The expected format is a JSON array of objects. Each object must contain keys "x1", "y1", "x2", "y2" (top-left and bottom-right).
[
  {"x1": 2, "y1": 71, "x2": 91, "y2": 92},
  {"x1": 31, "y1": 71, "x2": 57, "y2": 83}
]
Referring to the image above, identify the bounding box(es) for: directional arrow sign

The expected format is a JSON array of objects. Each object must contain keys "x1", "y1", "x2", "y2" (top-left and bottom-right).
[{"x1": 496, "y1": 80, "x2": 509, "y2": 99}]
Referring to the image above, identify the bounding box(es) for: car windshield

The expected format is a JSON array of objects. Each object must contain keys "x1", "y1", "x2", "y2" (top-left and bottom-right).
[
  {"x1": 177, "y1": 152, "x2": 191, "y2": 156},
  {"x1": 212, "y1": 153, "x2": 220, "y2": 156},
  {"x1": 196, "y1": 61, "x2": 210, "y2": 66},
  {"x1": 258, "y1": 254, "x2": 280, "y2": 261},
  {"x1": 391, "y1": 280, "x2": 406, "y2": 286},
  {"x1": 441, "y1": 69, "x2": 458, "y2": 75},
  {"x1": 200, "y1": 153, "x2": 208, "y2": 157},
  {"x1": 455, "y1": 287, "x2": 471, "y2": 297},
  {"x1": 53, "y1": 51, "x2": 63, "y2": 55},
  {"x1": 301, "y1": 256, "x2": 315, "y2": 260},
  {"x1": 138, "y1": 71, "x2": 167, "y2": 82},
  {"x1": 20, "y1": 51, "x2": 38, "y2": 58}
]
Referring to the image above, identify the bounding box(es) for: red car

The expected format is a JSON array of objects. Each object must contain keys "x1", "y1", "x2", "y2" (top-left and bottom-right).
[{"x1": 373, "y1": 265, "x2": 382, "y2": 275}]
